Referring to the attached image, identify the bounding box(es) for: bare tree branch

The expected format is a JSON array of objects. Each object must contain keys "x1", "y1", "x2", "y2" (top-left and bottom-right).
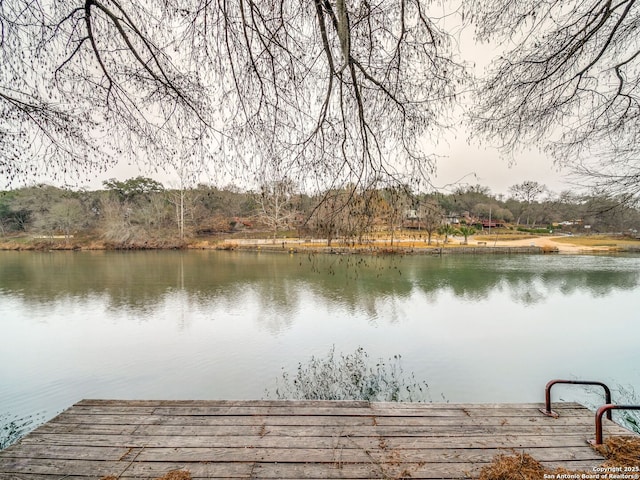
[
  {"x1": 2, "y1": 0, "x2": 466, "y2": 195},
  {"x1": 468, "y1": 0, "x2": 640, "y2": 204}
]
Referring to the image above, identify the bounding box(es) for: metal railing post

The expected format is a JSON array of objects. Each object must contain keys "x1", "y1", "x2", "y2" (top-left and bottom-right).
[
  {"x1": 591, "y1": 404, "x2": 640, "y2": 445},
  {"x1": 540, "y1": 379, "x2": 612, "y2": 419}
]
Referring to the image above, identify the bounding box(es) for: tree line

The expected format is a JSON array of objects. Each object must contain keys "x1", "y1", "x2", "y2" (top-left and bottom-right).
[{"x1": 1, "y1": 178, "x2": 638, "y2": 247}]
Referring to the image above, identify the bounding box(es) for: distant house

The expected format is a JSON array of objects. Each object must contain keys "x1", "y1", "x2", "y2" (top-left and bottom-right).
[
  {"x1": 230, "y1": 218, "x2": 253, "y2": 231},
  {"x1": 445, "y1": 213, "x2": 461, "y2": 225},
  {"x1": 403, "y1": 219, "x2": 422, "y2": 229},
  {"x1": 403, "y1": 210, "x2": 423, "y2": 229},
  {"x1": 558, "y1": 219, "x2": 584, "y2": 226},
  {"x1": 478, "y1": 219, "x2": 504, "y2": 229},
  {"x1": 405, "y1": 209, "x2": 419, "y2": 220}
]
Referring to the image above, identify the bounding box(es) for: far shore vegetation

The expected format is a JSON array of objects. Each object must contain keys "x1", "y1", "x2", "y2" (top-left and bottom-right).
[{"x1": 1, "y1": 178, "x2": 639, "y2": 252}]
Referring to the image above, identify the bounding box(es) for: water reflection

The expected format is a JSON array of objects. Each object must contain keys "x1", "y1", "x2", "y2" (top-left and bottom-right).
[{"x1": 1, "y1": 251, "x2": 639, "y2": 316}]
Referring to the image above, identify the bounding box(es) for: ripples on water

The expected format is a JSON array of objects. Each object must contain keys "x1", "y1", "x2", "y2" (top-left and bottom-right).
[{"x1": 0, "y1": 412, "x2": 45, "y2": 449}]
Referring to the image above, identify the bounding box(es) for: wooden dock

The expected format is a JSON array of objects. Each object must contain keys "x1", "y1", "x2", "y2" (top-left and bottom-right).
[{"x1": 0, "y1": 399, "x2": 634, "y2": 479}]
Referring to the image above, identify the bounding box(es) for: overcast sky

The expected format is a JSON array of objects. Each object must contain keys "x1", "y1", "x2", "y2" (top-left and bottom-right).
[{"x1": 430, "y1": 139, "x2": 571, "y2": 197}]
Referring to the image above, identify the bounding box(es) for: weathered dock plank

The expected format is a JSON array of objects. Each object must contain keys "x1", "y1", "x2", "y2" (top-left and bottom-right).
[
  {"x1": 46, "y1": 412, "x2": 600, "y2": 428},
  {"x1": 0, "y1": 400, "x2": 635, "y2": 479},
  {"x1": 16, "y1": 433, "x2": 609, "y2": 449}
]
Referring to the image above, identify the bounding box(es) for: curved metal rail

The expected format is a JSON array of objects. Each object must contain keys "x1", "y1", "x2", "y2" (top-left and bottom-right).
[
  {"x1": 539, "y1": 379, "x2": 612, "y2": 419},
  {"x1": 591, "y1": 404, "x2": 640, "y2": 445}
]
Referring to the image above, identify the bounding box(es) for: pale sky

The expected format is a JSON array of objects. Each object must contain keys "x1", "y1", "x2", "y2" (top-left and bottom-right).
[{"x1": 430, "y1": 140, "x2": 571, "y2": 197}]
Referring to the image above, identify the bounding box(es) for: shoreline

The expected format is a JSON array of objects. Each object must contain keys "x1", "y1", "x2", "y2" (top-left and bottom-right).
[{"x1": 1, "y1": 234, "x2": 639, "y2": 255}]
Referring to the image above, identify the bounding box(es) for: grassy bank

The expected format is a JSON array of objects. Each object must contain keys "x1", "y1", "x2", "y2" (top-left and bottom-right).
[
  {"x1": 1, "y1": 232, "x2": 639, "y2": 254},
  {"x1": 552, "y1": 234, "x2": 640, "y2": 249}
]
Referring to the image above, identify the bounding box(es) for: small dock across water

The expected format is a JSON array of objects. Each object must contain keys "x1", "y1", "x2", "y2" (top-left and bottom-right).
[{"x1": 0, "y1": 399, "x2": 634, "y2": 479}]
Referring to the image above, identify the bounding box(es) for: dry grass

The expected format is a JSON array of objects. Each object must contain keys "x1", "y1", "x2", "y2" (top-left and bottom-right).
[
  {"x1": 480, "y1": 436, "x2": 640, "y2": 480},
  {"x1": 475, "y1": 233, "x2": 540, "y2": 242},
  {"x1": 553, "y1": 235, "x2": 640, "y2": 248},
  {"x1": 479, "y1": 451, "x2": 551, "y2": 480},
  {"x1": 594, "y1": 436, "x2": 640, "y2": 468}
]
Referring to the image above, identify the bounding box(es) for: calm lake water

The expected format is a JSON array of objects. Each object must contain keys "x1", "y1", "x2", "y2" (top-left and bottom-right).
[{"x1": 1, "y1": 250, "x2": 639, "y2": 444}]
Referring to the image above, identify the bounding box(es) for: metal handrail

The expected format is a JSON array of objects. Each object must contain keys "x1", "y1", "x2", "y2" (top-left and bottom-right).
[
  {"x1": 539, "y1": 379, "x2": 612, "y2": 419},
  {"x1": 591, "y1": 404, "x2": 640, "y2": 445}
]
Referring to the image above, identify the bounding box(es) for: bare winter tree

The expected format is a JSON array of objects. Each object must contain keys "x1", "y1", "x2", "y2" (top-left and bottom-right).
[
  {"x1": 2, "y1": 0, "x2": 466, "y2": 193},
  {"x1": 509, "y1": 181, "x2": 546, "y2": 205},
  {"x1": 0, "y1": 0, "x2": 213, "y2": 186},
  {"x1": 508, "y1": 181, "x2": 547, "y2": 226},
  {"x1": 255, "y1": 178, "x2": 297, "y2": 241},
  {"x1": 417, "y1": 197, "x2": 443, "y2": 245},
  {"x1": 467, "y1": 0, "x2": 640, "y2": 204},
  {"x1": 198, "y1": 0, "x2": 467, "y2": 189}
]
